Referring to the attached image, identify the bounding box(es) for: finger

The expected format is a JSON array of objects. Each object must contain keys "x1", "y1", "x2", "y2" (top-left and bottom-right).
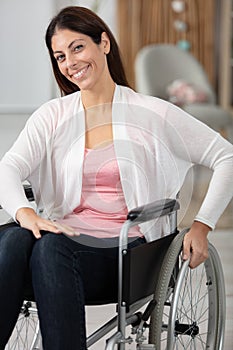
[
  {"x1": 189, "y1": 250, "x2": 208, "y2": 269},
  {"x1": 32, "y1": 227, "x2": 41, "y2": 239},
  {"x1": 64, "y1": 230, "x2": 80, "y2": 237},
  {"x1": 189, "y1": 254, "x2": 201, "y2": 269},
  {"x1": 53, "y1": 222, "x2": 79, "y2": 236},
  {"x1": 187, "y1": 247, "x2": 204, "y2": 268},
  {"x1": 182, "y1": 237, "x2": 191, "y2": 261},
  {"x1": 19, "y1": 222, "x2": 42, "y2": 239},
  {"x1": 38, "y1": 220, "x2": 62, "y2": 234}
]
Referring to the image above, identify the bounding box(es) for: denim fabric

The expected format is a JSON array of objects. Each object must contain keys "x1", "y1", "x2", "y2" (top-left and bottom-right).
[
  {"x1": 0, "y1": 224, "x2": 145, "y2": 350},
  {"x1": 0, "y1": 223, "x2": 35, "y2": 349}
]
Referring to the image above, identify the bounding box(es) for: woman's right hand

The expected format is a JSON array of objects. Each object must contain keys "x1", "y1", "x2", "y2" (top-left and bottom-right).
[{"x1": 16, "y1": 207, "x2": 62, "y2": 239}]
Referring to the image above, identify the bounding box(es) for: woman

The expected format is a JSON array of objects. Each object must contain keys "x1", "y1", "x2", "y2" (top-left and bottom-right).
[{"x1": 0, "y1": 6, "x2": 233, "y2": 349}]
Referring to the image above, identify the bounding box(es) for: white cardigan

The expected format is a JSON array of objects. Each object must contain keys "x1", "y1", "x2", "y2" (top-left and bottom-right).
[{"x1": 0, "y1": 85, "x2": 233, "y2": 241}]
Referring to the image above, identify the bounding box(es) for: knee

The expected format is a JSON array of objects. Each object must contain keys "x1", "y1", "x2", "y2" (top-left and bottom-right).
[
  {"x1": 0, "y1": 225, "x2": 35, "y2": 261},
  {"x1": 30, "y1": 233, "x2": 66, "y2": 270},
  {"x1": 30, "y1": 233, "x2": 71, "y2": 290}
]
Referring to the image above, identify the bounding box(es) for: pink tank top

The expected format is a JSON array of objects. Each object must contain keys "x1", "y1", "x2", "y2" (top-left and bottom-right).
[{"x1": 57, "y1": 143, "x2": 141, "y2": 238}]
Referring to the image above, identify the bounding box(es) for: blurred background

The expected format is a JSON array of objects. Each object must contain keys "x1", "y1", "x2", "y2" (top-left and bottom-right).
[
  {"x1": 0, "y1": 0, "x2": 232, "y2": 112},
  {"x1": 0, "y1": 0, "x2": 232, "y2": 347}
]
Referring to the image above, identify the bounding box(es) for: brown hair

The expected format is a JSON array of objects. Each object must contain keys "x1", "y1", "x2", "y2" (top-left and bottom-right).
[{"x1": 45, "y1": 6, "x2": 130, "y2": 96}]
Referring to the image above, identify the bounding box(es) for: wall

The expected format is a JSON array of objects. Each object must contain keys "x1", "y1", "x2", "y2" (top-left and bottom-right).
[{"x1": 0, "y1": 0, "x2": 56, "y2": 114}]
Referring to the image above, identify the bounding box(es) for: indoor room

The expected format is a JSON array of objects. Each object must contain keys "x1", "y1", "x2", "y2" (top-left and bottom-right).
[{"x1": 0, "y1": 0, "x2": 232, "y2": 349}]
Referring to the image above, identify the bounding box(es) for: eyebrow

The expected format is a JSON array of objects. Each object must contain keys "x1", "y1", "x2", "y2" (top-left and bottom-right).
[{"x1": 53, "y1": 39, "x2": 85, "y2": 55}]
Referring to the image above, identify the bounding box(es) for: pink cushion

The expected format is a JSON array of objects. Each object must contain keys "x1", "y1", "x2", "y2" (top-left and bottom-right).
[{"x1": 166, "y1": 79, "x2": 209, "y2": 106}]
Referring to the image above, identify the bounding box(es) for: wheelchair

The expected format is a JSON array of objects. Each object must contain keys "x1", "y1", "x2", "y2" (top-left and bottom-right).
[{"x1": 1, "y1": 185, "x2": 226, "y2": 350}]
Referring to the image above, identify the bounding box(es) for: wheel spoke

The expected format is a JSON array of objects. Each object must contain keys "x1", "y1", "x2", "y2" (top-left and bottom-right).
[{"x1": 6, "y1": 301, "x2": 40, "y2": 350}]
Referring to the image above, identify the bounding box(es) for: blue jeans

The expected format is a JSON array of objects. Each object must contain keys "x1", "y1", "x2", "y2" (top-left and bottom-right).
[{"x1": 0, "y1": 223, "x2": 145, "y2": 350}]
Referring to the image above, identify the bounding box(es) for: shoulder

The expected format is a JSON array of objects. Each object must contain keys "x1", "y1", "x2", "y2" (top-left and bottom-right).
[
  {"x1": 36, "y1": 91, "x2": 81, "y2": 118},
  {"x1": 26, "y1": 91, "x2": 82, "y2": 129},
  {"x1": 117, "y1": 85, "x2": 169, "y2": 116}
]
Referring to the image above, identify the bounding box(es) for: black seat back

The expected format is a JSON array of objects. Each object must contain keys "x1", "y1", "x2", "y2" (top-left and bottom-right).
[{"x1": 122, "y1": 231, "x2": 178, "y2": 306}]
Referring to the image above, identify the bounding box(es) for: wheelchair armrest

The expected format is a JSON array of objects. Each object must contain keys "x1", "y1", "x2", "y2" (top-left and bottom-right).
[{"x1": 127, "y1": 199, "x2": 179, "y2": 223}]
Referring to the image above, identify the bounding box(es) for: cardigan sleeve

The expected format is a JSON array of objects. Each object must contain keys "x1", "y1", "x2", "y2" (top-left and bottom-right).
[
  {"x1": 165, "y1": 102, "x2": 233, "y2": 229},
  {"x1": 0, "y1": 104, "x2": 53, "y2": 219},
  {"x1": 0, "y1": 163, "x2": 34, "y2": 219}
]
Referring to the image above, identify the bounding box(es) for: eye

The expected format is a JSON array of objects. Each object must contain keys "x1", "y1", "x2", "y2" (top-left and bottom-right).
[
  {"x1": 74, "y1": 44, "x2": 83, "y2": 52},
  {"x1": 54, "y1": 54, "x2": 65, "y2": 63}
]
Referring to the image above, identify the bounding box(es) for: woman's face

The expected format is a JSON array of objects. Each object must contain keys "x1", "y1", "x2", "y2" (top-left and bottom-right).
[{"x1": 51, "y1": 29, "x2": 111, "y2": 91}]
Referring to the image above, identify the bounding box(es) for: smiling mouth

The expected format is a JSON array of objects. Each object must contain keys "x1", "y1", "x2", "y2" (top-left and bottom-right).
[{"x1": 72, "y1": 65, "x2": 89, "y2": 80}]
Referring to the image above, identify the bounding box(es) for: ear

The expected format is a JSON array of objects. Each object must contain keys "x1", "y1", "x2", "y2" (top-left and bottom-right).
[{"x1": 101, "y1": 32, "x2": 110, "y2": 54}]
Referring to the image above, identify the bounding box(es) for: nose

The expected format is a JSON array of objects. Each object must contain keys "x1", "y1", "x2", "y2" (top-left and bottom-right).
[{"x1": 66, "y1": 53, "x2": 77, "y2": 70}]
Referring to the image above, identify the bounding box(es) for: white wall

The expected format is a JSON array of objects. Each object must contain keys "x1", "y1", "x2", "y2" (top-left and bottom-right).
[{"x1": 0, "y1": 0, "x2": 56, "y2": 114}]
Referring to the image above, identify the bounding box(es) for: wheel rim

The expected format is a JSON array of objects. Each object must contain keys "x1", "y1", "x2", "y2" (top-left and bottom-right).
[{"x1": 166, "y1": 256, "x2": 218, "y2": 349}]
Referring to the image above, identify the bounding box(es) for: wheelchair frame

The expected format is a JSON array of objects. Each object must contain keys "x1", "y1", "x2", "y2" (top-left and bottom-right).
[{"x1": 1, "y1": 187, "x2": 226, "y2": 350}]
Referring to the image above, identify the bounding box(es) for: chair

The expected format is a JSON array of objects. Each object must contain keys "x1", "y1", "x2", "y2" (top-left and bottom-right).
[
  {"x1": 1, "y1": 186, "x2": 226, "y2": 349},
  {"x1": 135, "y1": 43, "x2": 233, "y2": 142}
]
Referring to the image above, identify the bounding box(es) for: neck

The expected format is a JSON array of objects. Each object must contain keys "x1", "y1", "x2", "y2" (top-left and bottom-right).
[{"x1": 81, "y1": 80, "x2": 116, "y2": 110}]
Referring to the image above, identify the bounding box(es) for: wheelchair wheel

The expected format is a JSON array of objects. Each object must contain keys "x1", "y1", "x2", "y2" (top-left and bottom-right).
[
  {"x1": 6, "y1": 300, "x2": 41, "y2": 350},
  {"x1": 149, "y1": 229, "x2": 226, "y2": 350}
]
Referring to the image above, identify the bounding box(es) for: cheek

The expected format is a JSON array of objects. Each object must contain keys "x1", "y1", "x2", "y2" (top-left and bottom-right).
[
  {"x1": 85, "y1": 48, "x2": 105, "y2": 68},
  {"x1": 58, "y1": 63, "x2": 68, "y2": 76},
  {"x1": 94, "y1": 54, "x2": 107, "y2": 70}
]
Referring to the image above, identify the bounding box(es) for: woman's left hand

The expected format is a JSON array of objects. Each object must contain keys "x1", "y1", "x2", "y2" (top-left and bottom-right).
[{"x1": 182, "y1": 221, "x2": 210, "y2": 269}]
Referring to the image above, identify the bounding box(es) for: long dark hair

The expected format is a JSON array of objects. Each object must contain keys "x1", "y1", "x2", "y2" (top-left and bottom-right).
[{"x1": 45, "y1": 6, "x2": 130, "y2": 96}]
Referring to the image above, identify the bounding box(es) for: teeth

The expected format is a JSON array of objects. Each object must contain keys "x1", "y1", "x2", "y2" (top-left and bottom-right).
[{"x1": 73, "y1": 66, "x2": 87, "y2": 79}]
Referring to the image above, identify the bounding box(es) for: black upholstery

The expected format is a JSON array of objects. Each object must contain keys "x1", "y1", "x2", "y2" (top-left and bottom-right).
[{"x1": 122, "y1": 231, "x2": 178, "y2": 306}]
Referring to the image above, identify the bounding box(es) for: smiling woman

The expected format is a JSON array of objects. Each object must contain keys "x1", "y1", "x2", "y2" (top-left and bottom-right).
[{"x1": 0, "y1": 5, "x2": 233, "y2": 350}]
